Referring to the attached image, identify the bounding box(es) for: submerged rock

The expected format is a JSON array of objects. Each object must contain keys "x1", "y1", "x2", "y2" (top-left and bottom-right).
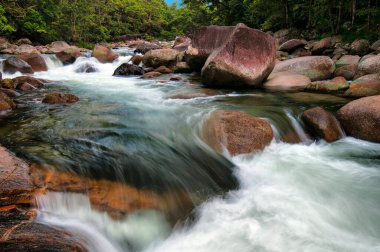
[
  {"x1": 3, "y1": 57, "x2": 34, "y2": 74},
  {"x1": 201, "y1": 23, "x2": 276, "y2": 87},
  {"x1": 113, "y1": 63, "x2": 145, "y2": 76},
  {"x1": 141, "y1": 71, "x2": 162, "y2": 79},
  {"x1": 301, "y1": 107, "x2": 344, "y2": 142},
  {"x1": 42, "y1": 93, "x2": 79, "y2": 104},
  {"x1": 92, "y1": 44, "x2": 119, "y2": 63},
  {"x1": 272, "y1": 56, "x2": 335, "y2": 81},
  {"x1": 203, "y1": 110, "x2": 273, "y2": 156},
  {"x1": 154, "y1": 65, "x2": 173, "y2": 74},
  {"x1": 337, "y1": 95, "x2": 380, "y2": 143},
  {"x1": 264, "y1": 72, "x2": 311, "y2": 91},
  {"x1": 0, "y1": 91, "x2": 16, "y2": 110},
  {"x1": 344, "y1": 78, "x2": 380, "y2": 97}
]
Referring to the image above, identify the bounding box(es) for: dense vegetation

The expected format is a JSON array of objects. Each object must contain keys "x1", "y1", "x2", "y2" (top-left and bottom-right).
[{"x1": 0, "y1": 0, "x2": 379, "y2": 44}]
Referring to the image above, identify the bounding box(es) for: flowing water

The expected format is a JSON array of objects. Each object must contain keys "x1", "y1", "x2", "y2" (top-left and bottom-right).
[{"x1": 1, "y1": 49, "x2": 380, "y2": 252}]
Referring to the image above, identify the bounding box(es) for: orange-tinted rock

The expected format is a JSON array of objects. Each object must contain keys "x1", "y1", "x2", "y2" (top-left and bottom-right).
[
  {"x1": 301, "y1": 107, "x2": 344, "y2": 142},
  {"x1": 202, "y1": 23, "x2": 276, "y2": 87},
  {"x1": 337, "y1": 95, "x2": 380, "y2": 143},
  {"x1": 15, "y1": 44, "x2": 40, "y2": 54},
  {"x1": 0, "y1": 145, "x2": 35, "y2": 206},
  {"x1": 42, "y1": 93, "x2": 79, "y2": 104},
  {"x1": 141, "y1": 71, "x2": 162, "y2": 79},
  {"x1": 306, "y1": 76, "x2": 349, "y2": 93},
  {"x1": 13, "y1": 76, "x2": 47, "y2": 90},
  {"x1": 203, "y1": 110, "x2": 273, "y2": 156},
  {"x1": 130, "y1": 54, "x2": 144, "y2": 65},
  {"x1": 92, "y1": 44, "x2": 119, "y2": 63},
  {"x1": 344, "y1": 78, "x2": 380, "y2": 97},
  {"x1": 0, "y1": 91, "x2": 16, "y2": 110},
  {"x1": 17, "y1": 54, "x2": 48, "y2": 72},
  {"x1": 143, "y1": 49, "x2": 179, "y2": 68},
  {"x1": 154, "y1": 65, "x2": 173, "y2": 74},
  {"x1": 334, "y1": 64, "x2": 358, "y2": 80}
]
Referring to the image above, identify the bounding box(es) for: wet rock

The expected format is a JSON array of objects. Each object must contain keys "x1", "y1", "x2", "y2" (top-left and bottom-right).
[
  {"x1": 305, "y1": 77, "x2": 349, "y2": 93},
  {"x1": 1, "y1": 79, "x2": 14, "y2": 89},
  {"x1": 350, "y1": 39, "x2": 370, "y2": 55},
  {"x1": 134, "y1": 42, "x2": 161, "y2": 54},
  {"x1": 143, "y1": 49, "x2": 179, "y2": 68},
  {"x1": 154, "y1": 65, "x2": 173, "y2": 74},
  {"x1": 0, "y1": 145, "x2": 35, "y2": 206},
  {"x1": 17, "y1": 54, "x2": 48, "y2": 72},
  {"x1": 203, "y1": 110, "x2": 273, "y2": 156},
  {"x1": 1, "y1": 222, "x2": 87, "y2": 252},
  {"x1": 264, "y1": 72, "x2": 311, "y2": 91},
  {"x1": 113, "y1": 63, "x2": 145, "y2": 76},
  {"x1": 130, "y1": 54, "x2": 144, "y2": 65},
  {"x1": 272, "y1": 56, "x2": 335, "y2": 81},
  {"x1": 91, "y1": 44, "x2": 119, "y2": 63},
  {"x1": 279, "y1": 39, "x2": 307, "y2": 52},
  {"x1": 3, "y1": 57, "x2": 33, "y2": 74},
  {"x1": 56, "y1": 46, "x2": 81, "y2": 65},
  {"x1": 74, "y1": 62, "x2": 98, "y2": 73},
  {"x1": 301, "y1": 107, "x2": 344, "y2": 142},
  {"x1": 202, "y1": 23, "x2": 276, "y2": 87},
  {"x1": 334, "y1": 64, "x2": 358, "y2": 80},
  {"x1": 15, "y1": 44, "x2": 40, "y2": 54},
  {"x1": 174, "y1": 62, "x2": 192, "y2": 73},
  {"x1": 13, "y1": 76, "x2": 47, "y2": 90},
  {"x1": 141, "y1": 71, "x2": 162, "y2": 79},
  {"x1": 17, "y1": 82, "x2": 36, "y2": 91},
  {"x1": 42, "y1": 93, "x2": 79, "y2": 104},
  {"x1": 170, "y1": 76, "x2": 182, "y2": 81},
  {"x1": 337, "y1": 95, "x2": 380, "y2": 143},
  {"x1": 344, "y1": 78, "x2": 380, "y2": 97},
  {"x1": 15, "y1": 38, "x2": 32, "y2": 46},
  {"x1": 0, "y1": 88, "x2": 20, "y2": 98},
  {"x1": 0, "y1": 91, "x2": 16, "y2": 110}
]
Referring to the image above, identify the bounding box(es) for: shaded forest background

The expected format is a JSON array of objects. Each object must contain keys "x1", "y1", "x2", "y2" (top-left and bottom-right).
[{"x1": 0, "y1": 0, "x2": 379, "y2": 46}]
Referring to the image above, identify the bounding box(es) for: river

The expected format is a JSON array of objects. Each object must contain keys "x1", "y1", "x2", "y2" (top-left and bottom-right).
[{"x1": 1, "y1": 48, "x2": 380, "y2": 252}]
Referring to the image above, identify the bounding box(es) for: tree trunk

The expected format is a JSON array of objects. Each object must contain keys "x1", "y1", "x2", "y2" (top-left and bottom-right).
[
  {"x1": 368, "y1": 0, "x2": 372, "y2": 31},
  {"x1": 307, "y1": 0, "x2": 313, "y2": 30},
  {"x1": 284, "y1": 0, "x2": 289, "y2": 28},
  {"x1": 351, "y1": 0, "x2": 356, "y2": 26},
  {"x1": 336, "y1": 0, "x2": 342, "y2": 33}
]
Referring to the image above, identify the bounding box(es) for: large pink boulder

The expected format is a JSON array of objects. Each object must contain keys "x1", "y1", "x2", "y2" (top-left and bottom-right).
[{"x1": 201, "y1": 23, "x2": 276, "y2": 87}]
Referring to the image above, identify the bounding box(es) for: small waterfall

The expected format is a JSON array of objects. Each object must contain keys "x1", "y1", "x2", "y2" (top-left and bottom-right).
[
  {"x1": 35, "y1": 192, "x2": 171, "y2": 252},
  {"x1": 285, "y1": 109, "x2": 312, "y2": 144},
  {"x1": 43, "y1": 54, "x2": 63, "y2": 70}
]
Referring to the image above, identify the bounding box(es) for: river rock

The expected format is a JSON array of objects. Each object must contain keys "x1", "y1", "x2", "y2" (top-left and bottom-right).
[
  {"x1": 301, "y1": 107, "x2": 344, "y2": 142},
  {"x1": 113, "y1": 63, "x2": 145, "y2": 76},
  {"x1": 305, "y1": 76, "x2": 349, "y2": 93},
  {"x1": 344, "y1": 78, "x2": 380, "y2": 97},
  {"x1": 185, "y1": 25, "x2": 236, "y2": 71},
  {"x1": 337, "y1": 95, "x2": 380, "y2": 143},
  {"x1": 264, "y1": 72, "x2": 311, "y2": 90},
  {"x1": 356, "y1": 55, "x2": 380, "y2": 76},
  {"x1": 134, "y1": 42, "x2": 161, "y2": 54},
  {"x1": 3, "y1": 57, "x2": 34, "y2": 74},
  {"x1": 274, "y1": 28, "x2": 301, "y2": 45},
  {"x1": 49, "y1": 41, "x2": 70, "y2": 53},
  {"x1": 272, "y1": 56, "x2": 335, "y2": 81},
  {"x1": 0, "y1": 145, "x2": 35, "y2": 206},
  {"x1": 13, "y1": 76, "x2": 47, "y2": 90},
  {"x1": 130, "y1": 54, "x2": 144, "y2": 65},
  {"x1": 56, "y1": 46, "x2": 81, "y2": 65},
  {"x1": 279, "y1": 39, "x2": 307, "y2": 52},
  {"x1": 17, "y1": 54, "x2": 48, "y2": 72},
  {"x1": 141, "y1": 71, "x2": 162, "y2": 79},
  {"x1": 92, "y1": 44, "x2": 119, "y2": 63},
  {"x1": 335, "y1": 55, "x2": 360, "y2": 68},
  {"x1": 154, "y1": 65, "x2": 173, "y2": 74},
  {"x1": 370, "y1": 40, "x2": 380, "y2": 51},
  {"x1": 42, "y1": 93, "x2": 79, "y2": 104},
  {"x1": 142, "y1": 49, "x2": 179, "y2": 68},
  {"x1": 0, "y1": 88, "x2": 21, "y2": 98},
  {"x1": 203, "y1": 110, "x2": 273, "y2": 156},
  {"x1": 15, "y1": 38, "x2": 32, "y2": 45},
  {"x1": 0, "y1": 91, "x2": 16, "y2": 110},
  {"x1": 202, "y1": 23, "x2": 276, "y2": 87},
  {"x1": 173, "y1": 62, "x2": 192, "y2": 73},
  {"x1": 291, "y1": 47, "x2": 312, "y2": 58},
  {"x1": 15, "y1": 44, "x2": 40, "y2": 54},
  {"x1": 350, "y1": 39, "x2": 370, "y2": 55},
  {"x1": 311, "y1": 37, "x2": 335, "y2": 54},
  {"x1": 334, "y1": 64, "x2": 358, "y2": 80},
  {"x1": 1, "y1": 79, "x2": 14, "y2": 89}
]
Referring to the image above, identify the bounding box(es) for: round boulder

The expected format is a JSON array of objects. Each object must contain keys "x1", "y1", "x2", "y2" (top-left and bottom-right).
[
  {"x1": 301, "y1": 107, "x2": 344, "y2": 142},
  {"x1": 272, "y1": 56, "x2": 335, "y2": 81},
  {"x1": 279, "y1": 39, "x2": 307, "y2": 52},
  {"x1": 202, "y1": 110, "x2": 273, "y2": 156},
  {"x1": 17, "y1": 54, "x2": 48, "y2": 72},
  {"x1": 56, "y1": 47, "x2": 81, "y2": 65},
  {"x1": 42, "y1": 93, "x2": 79, "y2": 104},
  {"x1": 350, "y1": 39, "x2": 370, "y2": 55},
  {"x1": 113, "y1": 63, "x2": 145, "y2": 76},
  {"x1": 3, "y1": 57, "x2": 33, "y2": 74},
  {"x1": 142, "y1": 49, "x2": 179, "y2": 68},
  {"x1": 264, "y1": 72, "x2": 311, "y2": 91},
  {"x1": 337, "y1": 95, "x2": 380, "y2": 143},
  {"x1": 91, "y1": 44, "x2": 119, "y2": 63}
]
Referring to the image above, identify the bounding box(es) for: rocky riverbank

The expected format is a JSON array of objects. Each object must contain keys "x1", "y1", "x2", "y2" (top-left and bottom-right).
[{"x1": 1, "y1": 23, "x2": 380, "y2": 250}]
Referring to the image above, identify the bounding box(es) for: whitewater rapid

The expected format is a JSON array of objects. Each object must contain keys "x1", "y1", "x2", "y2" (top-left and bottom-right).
[{"x1": 2, "y1": 50, "x2": 380, "y2": 252}]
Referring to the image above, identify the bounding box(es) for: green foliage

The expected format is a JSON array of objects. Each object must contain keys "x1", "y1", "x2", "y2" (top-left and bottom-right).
[{"x1": 0, "y1": 5, "x2": 15, "y2": 35}]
